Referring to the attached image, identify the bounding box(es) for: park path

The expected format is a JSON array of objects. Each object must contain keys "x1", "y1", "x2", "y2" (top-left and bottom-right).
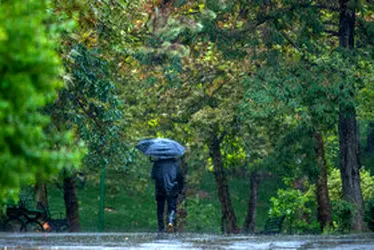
[{"x1": 1, "y1": 232, "x2": 374, "y2": 249}]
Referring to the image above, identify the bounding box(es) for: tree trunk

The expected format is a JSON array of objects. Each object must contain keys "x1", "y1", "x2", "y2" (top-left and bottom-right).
[
  {"x1": 338, "y1": 107, "x2": 365, "y2": 230},
  {"x1": 314, "y1": 131, "x2": 333, "y2": 231},
  {"x1": 338, "y1": 0, "x2": 365, "y2": 231},
  {"x1": 242, "y1": 171, "x2": 259, "y2": 234},
  {"x1": 209, "y1": 136, "x2": 239, "y2": 234},
  {"x1": 35, "y1": 182, "x2": 48, "y2": 211},
  {"x1": 63, "y1": 171, "x2": 80, "y2": 232}
]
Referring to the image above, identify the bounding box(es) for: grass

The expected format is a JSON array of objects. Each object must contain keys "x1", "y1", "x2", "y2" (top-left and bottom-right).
[
  {"x1": 46, "y1": 170, "x2": 282, "y2": 233},
  {"x1": 48, "y1": 180, "x2": 156, "y2": 232},
  {"x1": 195, "y1": 171, "x2": 282, "y2": 232}
]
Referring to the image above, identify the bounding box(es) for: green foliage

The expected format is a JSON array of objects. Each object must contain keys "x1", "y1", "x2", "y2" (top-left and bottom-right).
[
  {"x1": 331, "y1": 200, "x2": 353, "y2": 233},
  {"x1": 221, "y1": 137, "x2": 246, "y2": 168},
  {"x1": 269, "y1": 188, "x2": 315, "y2": 234},
  {"x1": 328, "y1": 168, "x2": 374, "y2": 202},
  {"x1": 52, "y1": 45, "x2": 132, "y2": 169},
  {"x1": 325, "y1": 134, "x2": 339, "y2": 170},
  {"x1": 365, "y1": 198, "x2": 374, "y2": 232},
  {"x1": 327, "y1": 168, "x2": 343, "y2": 202},
  {"x1": 358, "y1": 169, "x2": 374, "y2": 202},
  {"x1": 184, "y1": 195, "x2": 220, "y2": 232},
  {"x1": 329, "y1": 167, "x2": 374, "y2": 232},
  {"x1": 359, "y1": 81, "x2": 374, "y2": 121},
  {"x1": 0, "y1": 0, "x2": 83, "y2": 202},
  {"x1": 25, "y1": 0, "x2": 373, "y2": 234}
]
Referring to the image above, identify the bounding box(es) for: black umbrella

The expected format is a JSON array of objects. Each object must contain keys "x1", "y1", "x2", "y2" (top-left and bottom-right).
[{"x1": 136, "y1": 138, "x2": 185, "y2": 159}]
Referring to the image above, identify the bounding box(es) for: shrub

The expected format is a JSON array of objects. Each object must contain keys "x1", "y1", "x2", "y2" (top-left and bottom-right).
[
  {"x1": 365, "y1": 198, "x2": 374, "y2": 232},
  {"x1": 331, "y1": 200, "x2": 353, "y2": 233},
  {"x1": 269, "y1": 188, "x2": 315, "y2": 234}
]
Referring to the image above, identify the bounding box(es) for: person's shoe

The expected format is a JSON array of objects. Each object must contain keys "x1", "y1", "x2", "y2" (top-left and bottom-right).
[{"x1": 167, "y1": 222, "x2": 174, "y2": 233}]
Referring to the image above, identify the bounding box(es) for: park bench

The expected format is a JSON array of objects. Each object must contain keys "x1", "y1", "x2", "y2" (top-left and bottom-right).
[
  {"x1": 3, "y1": 205, "x2": 44, "y2": 232},
  {"x1": 260, "y1": 215, "x2": 286, "y2": 234},
  {"x1": 1, "y1": 204, "x2": 69, "y2": 232}
]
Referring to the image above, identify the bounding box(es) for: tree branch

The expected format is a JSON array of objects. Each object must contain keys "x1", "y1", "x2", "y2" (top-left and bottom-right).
[{"x1": 217, "y1": 3, "x2": 339, "y2": 40}]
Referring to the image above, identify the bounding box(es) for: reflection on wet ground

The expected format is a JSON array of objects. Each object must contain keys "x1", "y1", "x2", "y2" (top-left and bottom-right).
[{"x1": 0, "y1": 232, "x2": 374, "y2": 249}]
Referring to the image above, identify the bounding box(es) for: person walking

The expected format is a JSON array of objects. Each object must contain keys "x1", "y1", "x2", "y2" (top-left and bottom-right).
[{"x1": 151, "y1": 157, "x2": 184, "y2": 233}]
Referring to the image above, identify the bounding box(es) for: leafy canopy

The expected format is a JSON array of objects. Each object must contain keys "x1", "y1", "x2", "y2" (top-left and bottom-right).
[{"x1": 0, "y1": 0, "x2": 84, "y2": 201}]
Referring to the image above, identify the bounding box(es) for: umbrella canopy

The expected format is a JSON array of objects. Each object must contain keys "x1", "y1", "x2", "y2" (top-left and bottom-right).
[{"x1": 136, "y1": 138, "x2": 185, "y2": 159}]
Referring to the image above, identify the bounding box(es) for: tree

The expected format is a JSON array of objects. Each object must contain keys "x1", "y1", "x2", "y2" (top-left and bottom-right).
[
  {"x1": 49, "y1": 45, "x2": 131, "y2": 231},
  {"x1": 0, "y1": 0, "x2": 83, "y2": 202},
  {"x1": 48, "y1": 0, "x2": 374, "y2": 233},
  {"x1": 337, "y1": 0, "x2": 367, "y2": 231},
  {"x1": 49, "y1": 0, "x2": 146, "y2": 231},
  {"x1": 131, "y1": 0, "x2": 289, "y2": 233},
  {"x1": 235, "y1": 0, "x2": 374, "y2": 232},
  {"x1": 135, "y1": 39, "x2": 245, "y2": 234}
]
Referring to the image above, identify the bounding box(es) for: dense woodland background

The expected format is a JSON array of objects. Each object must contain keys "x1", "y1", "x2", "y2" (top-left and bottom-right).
[{"x1": 1, "y1": 0, "x2": 374, "y2": 234}]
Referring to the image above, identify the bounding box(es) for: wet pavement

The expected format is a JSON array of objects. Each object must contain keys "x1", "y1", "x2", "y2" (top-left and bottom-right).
[{"x1": 0, "y1": 232, "x2": 374, "y2": 249}]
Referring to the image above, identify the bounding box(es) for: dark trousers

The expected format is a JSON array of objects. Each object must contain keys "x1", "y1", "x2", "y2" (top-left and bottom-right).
[{"x1": 156, "y1": 194, "x2": 177, "y2": 232}]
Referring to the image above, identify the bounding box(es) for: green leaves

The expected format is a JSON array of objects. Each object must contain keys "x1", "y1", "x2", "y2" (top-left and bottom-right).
[
  {"x1": 54, "y1": 45, "x2": 131, "y2": 169},
  {"x1": 269, "y1": 188, "x2": 314, "y2": 233},
  {"x1": 328, "y1": 167, "x2": 374, "y2": 202},
  {"x1": 0, "y1": 0, "x2": 84, "y2": 202}
]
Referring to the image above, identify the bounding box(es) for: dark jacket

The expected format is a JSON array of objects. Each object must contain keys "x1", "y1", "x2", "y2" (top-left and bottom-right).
[{"x1": 151, "y1": 158, "x2": 184, "y2": 196}]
